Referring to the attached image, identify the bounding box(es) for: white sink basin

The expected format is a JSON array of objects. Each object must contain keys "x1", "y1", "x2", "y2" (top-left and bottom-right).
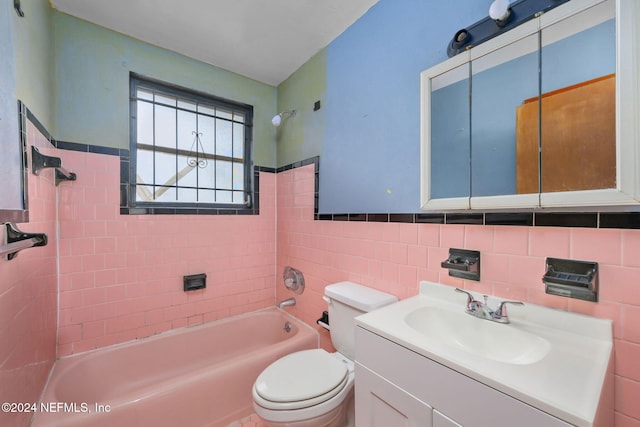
[{"x1": 404, "y1": 306, "x2": 551, "y2": 365}]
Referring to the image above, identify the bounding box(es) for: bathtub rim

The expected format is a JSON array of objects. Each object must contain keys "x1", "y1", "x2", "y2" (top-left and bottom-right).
[
  {"x1": 37, "y1": 307, "x2": 318, "y2": 409},
  {"x1": 55, "y1": 306, "x2": 319, "y2": 362}
]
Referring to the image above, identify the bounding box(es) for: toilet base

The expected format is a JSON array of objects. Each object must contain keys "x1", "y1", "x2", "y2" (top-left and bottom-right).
[
  {"x1": 259, "y1": 406, "x2": 344, "y2": 427},
  {"x1": 256, "y1": 389, "x2": 354, "y2": 427}
]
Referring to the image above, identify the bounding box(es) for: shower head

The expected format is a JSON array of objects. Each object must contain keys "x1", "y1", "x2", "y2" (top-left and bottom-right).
[{"x1": 271, "y1": 110, "x2": 296, "y2": 127}]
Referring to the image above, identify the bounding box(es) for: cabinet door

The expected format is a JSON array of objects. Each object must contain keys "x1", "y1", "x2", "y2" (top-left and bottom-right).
[
  {"x1": 433, "y1": 410, "x2": 462, "y2": 427},
  {"x1": 421, "y1": 57, "x2": 471, "y2": 210},
  {"x1": 470, "y1": 30, "x2": 539, "y2": 206},
  {"x1": 355, "y1": 363, "x2": 432, "y2": 427},
  {"x1": 538, "y1": 0, "x2": 622, "y2": 206}
]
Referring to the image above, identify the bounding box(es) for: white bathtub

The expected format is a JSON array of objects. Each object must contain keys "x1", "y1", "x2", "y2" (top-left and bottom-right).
[{"x1": 33, "y1": 308, "x2": 318, "y2": 427}]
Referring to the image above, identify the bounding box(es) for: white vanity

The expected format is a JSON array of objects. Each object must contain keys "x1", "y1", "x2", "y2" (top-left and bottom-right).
[{"x1": 354, "y1": 282, "x2": 613, "y2": 427}]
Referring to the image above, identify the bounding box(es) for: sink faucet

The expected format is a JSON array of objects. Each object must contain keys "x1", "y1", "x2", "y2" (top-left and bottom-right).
[
  {"x1": 278, "y1": 297, "x2": 296, "y2": 309},
  {"x1": 455, "y1": 288, "x2": 523, "y2": 324}
]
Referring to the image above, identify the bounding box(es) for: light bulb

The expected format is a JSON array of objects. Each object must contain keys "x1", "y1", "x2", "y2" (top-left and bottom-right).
[
  {"x1": 489, "y1": 0, "x2": 510, "y2": 21},
  {"x1": 271, "y1": 114, "x2": 282, "y2": 127}
]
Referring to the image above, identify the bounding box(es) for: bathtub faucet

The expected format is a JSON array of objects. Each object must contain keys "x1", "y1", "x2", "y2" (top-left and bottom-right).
[{"x1": 278, "y1": 297, "x2": 296, "y2": 309}]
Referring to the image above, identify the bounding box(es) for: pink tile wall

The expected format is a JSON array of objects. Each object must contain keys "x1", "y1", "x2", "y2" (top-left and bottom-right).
[
  {"x1": 0, "y1": 123, "x2": 58, "y2": 427},
  {"x1": 56, "y1": 151, "x2": 276, "y2": 356},
  {"x1": 276, "y1": 164, "x2": 640, "y2": 427}
]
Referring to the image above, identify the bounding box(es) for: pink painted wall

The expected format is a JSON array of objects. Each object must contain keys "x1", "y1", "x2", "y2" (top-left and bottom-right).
[
  {"x1": 0, "y1": 123, "x2": 58, "y2": 427},
  {"x1": 276, "y1": 164, "x2": 640, "y2": 427},
  {"x1": 55, "y1": 150, "x2": 276, "y2": 356}
]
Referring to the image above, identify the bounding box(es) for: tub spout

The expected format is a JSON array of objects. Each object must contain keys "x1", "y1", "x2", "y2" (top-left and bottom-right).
[{"x1": 278, "y1": 297, "x2": 296, "y2": 309}]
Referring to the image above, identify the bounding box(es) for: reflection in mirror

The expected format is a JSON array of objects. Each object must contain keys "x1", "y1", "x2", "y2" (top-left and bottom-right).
[
  {"x1": 537, "y1": 0, "x2": 616, "y2": 193},
  {"x1": 430, "y1": 63, "x2": 470, "y2": 200},
  {"x1": 472, "y1": 33, "x2": 539, "y2": 197}
]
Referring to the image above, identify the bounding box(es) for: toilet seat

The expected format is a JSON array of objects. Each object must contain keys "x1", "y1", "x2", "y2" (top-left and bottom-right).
[{"x1": 254, "y1": 349, "x2": 349, "y2": 411}]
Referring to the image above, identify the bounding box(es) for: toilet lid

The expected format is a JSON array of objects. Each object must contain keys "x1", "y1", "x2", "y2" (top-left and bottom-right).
[{"x1": 254, "y1": 349, "x2": 348, "y2": 408}]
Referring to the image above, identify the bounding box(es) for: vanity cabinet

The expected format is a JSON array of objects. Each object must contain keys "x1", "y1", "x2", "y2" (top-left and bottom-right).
[
  {"x1": 355, "y1": 327, "x2": 571, "y2": 427},
  {"x1": 356, "y1": 363, "x2": 432, "y2": 427},
  {"x1": 420, "y1": 0, "x2": 640, "y2": 210}
]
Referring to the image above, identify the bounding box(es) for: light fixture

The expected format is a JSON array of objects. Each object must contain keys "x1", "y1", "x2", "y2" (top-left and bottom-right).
[
  {"x1": 489, "y1": 0, "x2": 511, "y2": 24},
  {"x1": 271, "y1": 110, "x2": 296, "y2": 127},
  {"x1": 447, "y1": 0, "x2": 570, "y2": 57}
]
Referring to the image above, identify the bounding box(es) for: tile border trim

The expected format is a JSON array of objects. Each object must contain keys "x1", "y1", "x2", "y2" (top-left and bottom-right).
[
  {"x1": 277, "y1": 157, "x2": 640, "y2": 230},
  {"x1": 25, "y1": 103, "x2": 640, "y2": 229}
]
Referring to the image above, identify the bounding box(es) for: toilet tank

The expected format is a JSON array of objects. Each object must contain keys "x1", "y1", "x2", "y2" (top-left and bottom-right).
[{"x1": 324, "y1": 282, "x2": 397, "y2": 360}]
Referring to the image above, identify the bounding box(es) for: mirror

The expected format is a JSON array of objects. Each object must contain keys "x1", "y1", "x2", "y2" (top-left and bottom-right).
[
  {"x1": 472, "y1": 33, "x2": 539, "y2": 199},
  {"x1": 429, "y1": 63, "x2": 470, "y2": 202},
  {"x1": 538, "y1": 1, "x2": 615, "y2": 193}
]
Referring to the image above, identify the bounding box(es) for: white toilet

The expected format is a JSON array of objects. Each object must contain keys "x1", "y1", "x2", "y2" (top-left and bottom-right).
[{"x1": 252, "y1": 281, "x2": 398, "y2": 427}]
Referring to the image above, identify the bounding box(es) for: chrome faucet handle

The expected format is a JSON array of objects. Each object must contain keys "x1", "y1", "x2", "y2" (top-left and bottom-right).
[
  {"x1": 455, "y1": 288, "x2": 478, "y2": 308},
  {"x1": 493, "y1": 300, "x2": 524, "y2": 322}
]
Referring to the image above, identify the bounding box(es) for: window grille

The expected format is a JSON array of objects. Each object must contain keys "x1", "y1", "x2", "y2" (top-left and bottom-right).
[{"x1": 129, "y1": 75, "x2": 253, "y2": 209}]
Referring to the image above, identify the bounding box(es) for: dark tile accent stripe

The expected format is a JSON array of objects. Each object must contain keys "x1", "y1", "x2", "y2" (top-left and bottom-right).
[
  {"x1": 390, "y1": 214, "x2": 416, "y2": 223},
  {"x1": 535, "y1": 213, "x2": 598, "y2": 228},
  {"x1": 599, "y1": 212, "x2": 640, "y2": 229},
  {"x1": 368, "y1": 214, "x2": 390, "y2": 223},
  {"x1": 416, "y1": 214, "x2": 445, "y2": 224},
  {"x1": 118, "y1": 206, "x2": 262, "y2": 216},
  {"x1": 25, "y1": 107, "x2": 53, "y2": 143},
  {"x1": 445, "y1": 213, "x2": 484, "y2": 225},
  {"x1": 55, "y1": 140, "x2": 126, "y2": 157},
  {"x1": 485, "y1": 213, "x2": 534, "y2": 226},
  {"x1": 316, "y1": 214, "x2": 334, "y2": 221},
  {"x1": 275, "y1": 156, "x2": 319, "y2": 173},
  {"x1": 256, "y1": 166, "x2": 276, "y2": 173}
]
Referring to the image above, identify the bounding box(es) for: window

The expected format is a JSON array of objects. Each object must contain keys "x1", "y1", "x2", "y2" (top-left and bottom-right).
[{"x1": 129, "y1": 74, "x2": 253, "y2": 212}]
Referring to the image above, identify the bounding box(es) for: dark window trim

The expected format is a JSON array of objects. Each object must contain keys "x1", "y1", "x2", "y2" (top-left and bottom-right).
[{"x1": 127, "y1": 73, "x2": 254, "y2": 213}]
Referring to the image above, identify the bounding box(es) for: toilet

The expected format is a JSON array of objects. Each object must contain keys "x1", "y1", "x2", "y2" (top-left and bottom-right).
[{"x1": 252, "y1": 281, "x2": 398, "y2": 427}]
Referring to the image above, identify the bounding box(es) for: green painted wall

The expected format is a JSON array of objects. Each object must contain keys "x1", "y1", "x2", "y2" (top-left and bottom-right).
[
  {"x1": 52, "y1": 12, "x2": 278, "y2": 167},
  {"x1": 275, "y1": 50, "x2": 326, "y2": 168},
  {"x1": 13, "y1": 0, "x2": 55, "y2": 132}
]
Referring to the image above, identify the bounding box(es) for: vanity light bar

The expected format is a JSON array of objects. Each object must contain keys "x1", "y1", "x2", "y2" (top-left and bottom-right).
[{"x1": 447, "y1": 0, "x2": 571, "y2": 57}]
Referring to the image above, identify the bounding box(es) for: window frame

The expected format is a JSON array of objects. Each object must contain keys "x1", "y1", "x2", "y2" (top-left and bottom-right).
[{"x1": 128, "y1": 73, "x2": 254, "y2": 213}]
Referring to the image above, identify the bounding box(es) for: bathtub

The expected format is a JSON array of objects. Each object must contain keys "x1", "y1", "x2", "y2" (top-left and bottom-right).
[{"x1": 32, "y1": 308, "x2": 318, "y2": 427}]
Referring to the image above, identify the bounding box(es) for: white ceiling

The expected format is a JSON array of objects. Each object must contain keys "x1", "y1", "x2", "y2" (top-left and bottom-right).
[{"x1": 50, "y1": 0, "x2": 379, "y2": 86}]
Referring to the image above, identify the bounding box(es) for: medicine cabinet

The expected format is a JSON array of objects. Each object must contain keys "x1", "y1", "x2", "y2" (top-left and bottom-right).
[{"x1": 420, "y1": 0, "x2": 640, "y2": 210}]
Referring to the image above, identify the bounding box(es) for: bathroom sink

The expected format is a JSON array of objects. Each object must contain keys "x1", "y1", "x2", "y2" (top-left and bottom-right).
[
  {"x1": 355, "y1": 281, "x2": 614, "y2": 427},
  {"x1": 404, "y1": 306, "x2": 550, "y2": 364}
]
